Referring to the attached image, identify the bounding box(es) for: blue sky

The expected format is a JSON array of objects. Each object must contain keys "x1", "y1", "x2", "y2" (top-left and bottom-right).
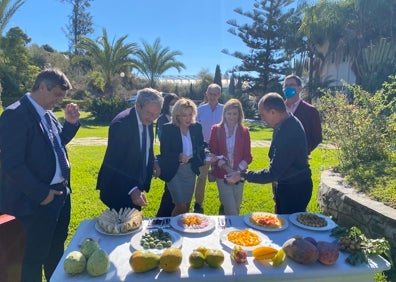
[{"x1": 8, "y1": 0, "x2": 261, "y2": 76}]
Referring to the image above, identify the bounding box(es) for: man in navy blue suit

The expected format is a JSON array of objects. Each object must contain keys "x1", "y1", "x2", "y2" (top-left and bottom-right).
[
  {"x1": 0, "y1": 68, "x2": 80, "y2": 282},
  {"x1": 97, "y1": 88, "x2": 163, "y2": 211}
]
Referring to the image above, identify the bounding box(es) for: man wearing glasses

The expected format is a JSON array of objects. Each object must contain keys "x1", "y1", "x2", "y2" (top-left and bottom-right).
[{"x1": 97, "y1": 88, "x2": 163, "y2": 211}]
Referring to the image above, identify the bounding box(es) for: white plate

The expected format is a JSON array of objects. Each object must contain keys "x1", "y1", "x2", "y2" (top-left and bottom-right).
[
  {"x1": 170, "y1": 213, "x2": 215, "y2": 233},
  {"x1": 94, "y1": 222, "x2": 142, "y2": 236},
  {"x1": 289, "y1": 212, "x2": 337, "y2": 231},
  {"x1": 219, "y1": 227, "x2": 272, "y2": 251},
  {"x1": 130, "y1": 229, "x2": 183, "y2": 254},
  {"x1": 243, "y1": 212, "x2": 289, "y2": 232}
]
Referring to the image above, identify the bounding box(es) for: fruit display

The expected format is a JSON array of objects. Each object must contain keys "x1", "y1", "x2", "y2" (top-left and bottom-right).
[
  {"x1": 178, "y1": 214, "x2": 209, "y2": 229},
  {"x1": 282, "y1": 236, "x2": 320, "y2": 264},
  {"x1": 129, "y1": 250, "x2": 160, "y2": 273},
  {"x1": 250, "y1": 213, "x2": 284, "y2": 229},
  {"x1": 63, "y1": 251, "x2": 86, "y2": 275},
  {"x1": 316, "y1": 241, "x2": 340, "y2": 265},
  {"x1": 227, "y1": 229, "x2": 262, "y2": 247},
  {"x1": 140, "y1": 228, "x2": 172, "y2": 250},
  {"x1": 188, "y1": 246, "x2": 225, "y2": 268},
  {"x1": 80, "y1": 238, "x2": 100, "y2": 258},
  {"x1": 331, "y1": 226, "x2": 391, "y2": 266},
  {"x1": 86, "y1": 249, "x2": 110, "y2": 276},
  {"x1": 160, "y1": 248, "x2": 183, "y2": 272},
  {"x1": 204, "y1": 249, "x2": 225, "y2": 268},
  {"x1": 63, "y1": 238, "x2": 110, "y2": 277},
  {"x1": 231, "y1": 246, "x2": 247, "y2": 264},
  {"x1": 296, "y1": 213, "x2": 328, "y2": 228},
  {"x1": 282, "y1": 236, "x2": 340, "y2": 266},
  {"x1": 189, "y1": 251, "x2": 206, "y2": 268},
  {"x1": 97, "y1": 207, "x2": 142, "y2": 234},
  {"x1": 251, "y1": 246, "x2": 279, "y2": 260},
  {"x1": 251, "y1": 246, "x2": 286, "y2": 267}
]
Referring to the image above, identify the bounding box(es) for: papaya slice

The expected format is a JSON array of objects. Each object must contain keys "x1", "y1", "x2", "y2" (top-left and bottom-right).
[{"x1": 251, "y1": 246, "x2": 278, "y2": 260}]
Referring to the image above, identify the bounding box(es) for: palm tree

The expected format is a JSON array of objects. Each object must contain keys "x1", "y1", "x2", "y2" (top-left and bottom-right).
[
  {"x1": 131, "y1": 38, "x2": 185, "y2": 87},
  {"x1": 75, "y1": 28, "x2": 137, "y2": 96},
  {"x1": 0, "y1": 0, "x2": 25, "y2": 35}
]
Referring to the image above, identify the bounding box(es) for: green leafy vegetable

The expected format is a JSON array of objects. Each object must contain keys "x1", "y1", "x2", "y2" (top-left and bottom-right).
[{"x1": 330, "y1": 226, "x2": 392, "y2": 266}]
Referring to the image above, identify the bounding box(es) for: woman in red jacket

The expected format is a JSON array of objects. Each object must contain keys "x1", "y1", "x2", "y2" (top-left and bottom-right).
[{"x1": 209, "y1": 99, "x2": 252, "y2": 215}]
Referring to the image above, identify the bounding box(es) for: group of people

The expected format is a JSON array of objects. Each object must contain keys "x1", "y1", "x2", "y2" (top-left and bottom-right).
[{"x1": 0, "y1": 68, "x2": 322, "y2": 281}]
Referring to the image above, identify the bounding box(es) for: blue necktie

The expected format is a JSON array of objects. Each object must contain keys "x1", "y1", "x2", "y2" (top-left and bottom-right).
[
  {"x1": 141, "y1": 125, "x2": 147, "y2": 182},
  {"x1": 44, "y1": 113, "x2": 70, "y2": 181}
]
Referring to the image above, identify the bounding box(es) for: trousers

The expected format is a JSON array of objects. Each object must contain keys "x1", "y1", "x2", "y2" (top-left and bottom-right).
[
  {"x1": 194, "y1": 162, "x2": 210, "y2": 204},
  {"x1": 18, "y1": 189, "x2": 70, "y2": 282}
]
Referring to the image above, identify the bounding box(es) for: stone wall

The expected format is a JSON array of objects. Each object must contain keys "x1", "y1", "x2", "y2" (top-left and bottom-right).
[{"x1": 318, "y1": 169, "x2": 396, "y2": 260}]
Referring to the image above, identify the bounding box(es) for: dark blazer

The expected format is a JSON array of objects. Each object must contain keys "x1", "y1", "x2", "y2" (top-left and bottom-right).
[
  {"x1": 159, "y1": 122, "x2": 205, "y2": 182},
  {"x1": 96, "y1": 107, "x2": 155, "y2": 210},
  {"x1": 0, "y1": 95, "x2": 79, "y2": 216}
]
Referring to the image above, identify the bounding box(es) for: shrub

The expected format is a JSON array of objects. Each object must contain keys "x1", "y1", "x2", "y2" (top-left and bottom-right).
[
  {"x1": 319, "y1": 82, "x2": 395, "y2": 192},
  {"x1": 88, "y1": 97, "x2": 130, "y2": 123}
]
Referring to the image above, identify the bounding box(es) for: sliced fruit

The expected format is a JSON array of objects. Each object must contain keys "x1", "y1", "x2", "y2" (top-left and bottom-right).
[
  {"x1": 271, "y1": 248, "x2": 286, "y2": 267},
  {"x1": 231, "y1": 246, "x2": 247, "y2": 264},
  {"x1": 252, "y1": 246, "x2": 278, "y2": 260}
]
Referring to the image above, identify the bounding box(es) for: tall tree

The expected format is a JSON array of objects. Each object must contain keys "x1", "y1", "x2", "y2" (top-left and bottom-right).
[
  {"x1": 224, "y1": 0, "x2": 302, "y2": 94},
  {"x1": 0, "y1": 27, "x2": 39, "y2": 106},
  {"x1": 60, "y1": 0, "x2": 94, "y2": 55},
  {"x1": 228, "y1": 72, "x2": 236, "y2": 96},
  {"x1": 131, "y1": 38, "x2": 185, "y2": 88},
  {"x1": 213, "y1": 64, "x2": 222, "y2": 88},
  {"x1": 299, "y1": 0, "x2": 396, "y2": 94},
  {"x1": 75, "y1": 28, "x2": 137, "y2": 96}
]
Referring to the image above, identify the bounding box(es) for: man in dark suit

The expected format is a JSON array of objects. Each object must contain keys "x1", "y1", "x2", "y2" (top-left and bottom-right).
[
  {"x1": 283, "y1": 74, "x2": 322, "y2": 154},
  {"x1": 0, "y1": 68, "x2": 80, "y2": 282},
  {"x1": 97, "y1": 88, "x2": 163, "y2": 211}
]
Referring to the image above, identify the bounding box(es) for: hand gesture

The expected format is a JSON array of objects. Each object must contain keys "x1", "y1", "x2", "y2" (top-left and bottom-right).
[{"x1": 64, "y1": 103, "x2": 80, "y2": 124}]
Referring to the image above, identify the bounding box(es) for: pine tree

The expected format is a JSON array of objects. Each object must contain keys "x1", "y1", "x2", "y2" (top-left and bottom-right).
[
  {"x1": 229, "y1": 73, "x2": 236, "y2": 96},
  {"x1": 224, "y1": 0, "x2": 302, "y2": 94},
  {"x1": 60, "y1": 0, "x2": 94, "y2": 55},
  {"x1": 214, "y1": 64, "x2": 222, "y2": 88}
]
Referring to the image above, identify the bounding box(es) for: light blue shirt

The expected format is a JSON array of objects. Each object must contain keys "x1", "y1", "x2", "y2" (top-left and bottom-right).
[
  {"x1": 197, "y1": 103, "x2": 224, "y2": 142},
  {"x1": 26, "y1": 94, "x2": 69, "y2": 188}
]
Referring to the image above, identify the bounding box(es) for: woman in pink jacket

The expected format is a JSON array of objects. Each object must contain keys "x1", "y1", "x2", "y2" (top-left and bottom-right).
[{"x1": 209, "y1": 99, "x2": 252, "y2": 215}]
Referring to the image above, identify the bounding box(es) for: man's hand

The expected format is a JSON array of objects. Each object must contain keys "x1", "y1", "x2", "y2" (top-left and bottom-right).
[
  {"x1": 224, "y1": 171, "x2": 241, "y2": 184},
  {"x1": 179, "y1": 153, "x2": 191, "y2": 164},
  {"x1": 64, "y1": 103, "x2": 80, "y2": 124},
  {"x1": 40, "y1": 189, "x2": 63, "y2": 205},
  {"x1": 130, "y1": 189, "x2": 148, "y2": 207},
  {"x1": 153, "y1": 161, "x2": 161, "y2": 178}
]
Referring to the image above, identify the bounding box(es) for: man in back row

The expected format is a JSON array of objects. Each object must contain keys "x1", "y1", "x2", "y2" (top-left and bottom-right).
[
  {"x1": 193, "y1": 83, "x2": 223, "y2": 213},
  {"x1": 283, "y1": 74, "x2": 322, "y2": 154}
]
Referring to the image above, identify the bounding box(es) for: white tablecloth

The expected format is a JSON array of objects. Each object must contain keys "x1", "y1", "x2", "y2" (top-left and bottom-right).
[{"x1": 51, "y1": 215, "x2": 391, "y2": 282}]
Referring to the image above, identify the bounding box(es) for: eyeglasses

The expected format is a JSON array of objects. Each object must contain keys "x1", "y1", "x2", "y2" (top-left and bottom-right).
[
  {"x1": 141, "y1": 109, "x2": 159, "y2": 119},
  {"x1": 138, "y1": 104, "x2": 160, "y2": 119}
]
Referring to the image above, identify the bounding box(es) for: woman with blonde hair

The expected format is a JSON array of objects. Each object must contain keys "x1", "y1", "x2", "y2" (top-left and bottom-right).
[
  {"x1": 158, "y1": 98, "x2": 206, "y2": 216},
  {"x1": 209, "y1": 98, "x2": 252, "y2": 215}
]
